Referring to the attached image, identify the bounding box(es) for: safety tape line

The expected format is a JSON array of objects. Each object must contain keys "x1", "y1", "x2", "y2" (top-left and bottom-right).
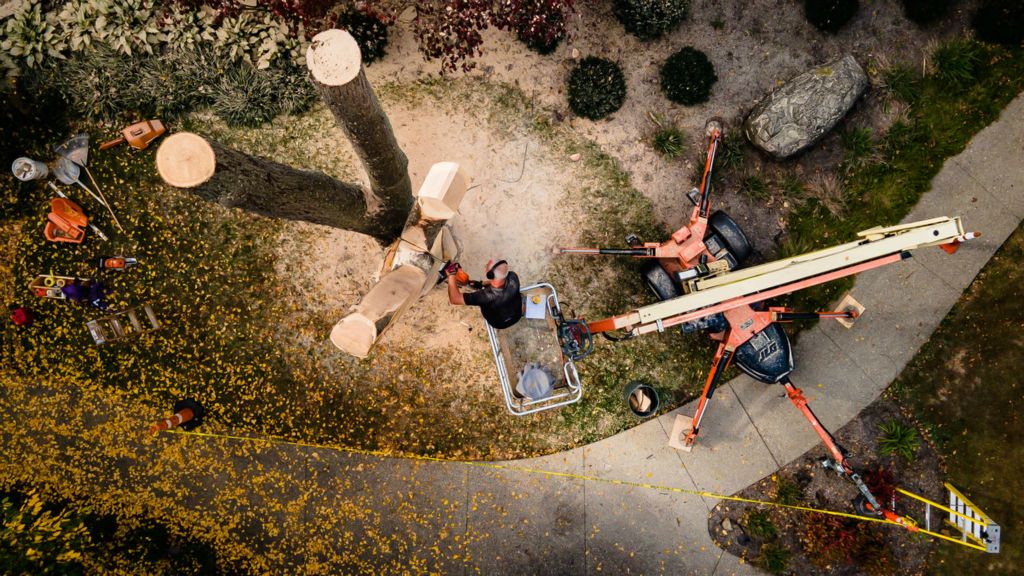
[{"x1": 165, "y1": 428, "x2": 986, "y2": 551}]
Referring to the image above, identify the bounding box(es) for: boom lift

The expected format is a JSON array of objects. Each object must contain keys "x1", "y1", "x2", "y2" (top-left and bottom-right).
[{"x1": 558, "y1": 121, "x2": 979, "y2": 521}]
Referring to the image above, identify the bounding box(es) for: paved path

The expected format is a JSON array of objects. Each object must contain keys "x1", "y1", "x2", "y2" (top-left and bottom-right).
[{"x1": 5, "y1": 95, "x2": 1020, "y2": 575}]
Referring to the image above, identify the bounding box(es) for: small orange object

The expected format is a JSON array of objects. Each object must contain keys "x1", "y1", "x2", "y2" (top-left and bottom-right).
[
  {"x1": 99, "y1": 119, "x2": 166, "y2": 151},
  {"x1": 148, "y1": 407, "x2": 194, "y2": 435},
  {"x1": 44, "y1": 197, "x2": 88, "y2": 243}
]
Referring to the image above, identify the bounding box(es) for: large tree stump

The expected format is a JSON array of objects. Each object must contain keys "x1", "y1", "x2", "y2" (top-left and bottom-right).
[
  {"x1": 155, "y1": 133, "x2": 405, "y2": 240},
  {"x1": 308, "y1": 29, "x2": 413, "y2": 242},
  {"x1": 330, "y1": 162, "x2": 469, "y2": 358}
]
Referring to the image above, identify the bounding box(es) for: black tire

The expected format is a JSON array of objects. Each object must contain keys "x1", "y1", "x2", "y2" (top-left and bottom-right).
[
  {"x1": 707, "y1": 210, "x2": 753, "y2": 265},
  {"x1": 641, "y1": 261, "x2": 680, "y2": 301}
]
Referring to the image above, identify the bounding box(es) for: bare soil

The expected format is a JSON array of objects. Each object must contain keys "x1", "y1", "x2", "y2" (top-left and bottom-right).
[{"x1": 708, "y1": 399, "x2": 944, "y2": 575}]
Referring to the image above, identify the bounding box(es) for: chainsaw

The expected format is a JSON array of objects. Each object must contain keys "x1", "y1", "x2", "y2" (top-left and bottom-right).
[
  {"x1": 96, "y1": 256, "x2": 138, "y2": 271},
  {"x1": 438, "y1": 261, "x2": 483, "y2": 289}
]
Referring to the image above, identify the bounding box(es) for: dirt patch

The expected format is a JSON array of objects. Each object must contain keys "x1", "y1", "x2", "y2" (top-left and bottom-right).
[{"x1": 709, "y1": 399, "x2": 943, "y2": 575}]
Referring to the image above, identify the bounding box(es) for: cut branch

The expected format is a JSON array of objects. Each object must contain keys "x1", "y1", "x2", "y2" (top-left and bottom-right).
[
  {"x1": 155, "y1": 133, "x2": 404, "y2": 241},
  {"x1": 308, "y1": 29, "x2": 413, "y2": 241}
]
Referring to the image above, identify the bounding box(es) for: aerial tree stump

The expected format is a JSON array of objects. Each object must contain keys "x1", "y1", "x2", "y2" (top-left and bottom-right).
[
  {"x1": 308, "y1": 29, "x2": 413, "y2": 242},
  {"x1": 330, "y1": 162, "x2": 469, "y2": 358},
  {"x1": 155, "y1": 133, "x2": 402, "y2": 240}
]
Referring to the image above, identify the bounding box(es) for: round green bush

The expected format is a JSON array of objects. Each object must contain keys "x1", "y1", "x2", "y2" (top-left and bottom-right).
[
  {"x1": 660, "y1": 47, "x2": 716, "y2": 106},
  {"x1": 804, "y1": 0, "x2": 859, "y2": 33},
  {"x1": 972, "y1": 0, "x2": 1024, "y2": 47},
  {"x1": 900, "y1": 0, "x2": 954, "y2": 24},
  {"x1": 567, "y1": 57, "x2": 627, "y2": 120},
  {"x1": 613, "y1": 0, "x2": 689, "y2": 41},
  {"x1": 334, "y1": 7, "x2": 389, "y2": 64}
]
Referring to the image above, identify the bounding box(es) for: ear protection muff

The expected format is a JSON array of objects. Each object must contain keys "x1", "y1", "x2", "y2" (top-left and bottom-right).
[{"x1": 486, "y1": 259, "x2": 508, "y2": 280}]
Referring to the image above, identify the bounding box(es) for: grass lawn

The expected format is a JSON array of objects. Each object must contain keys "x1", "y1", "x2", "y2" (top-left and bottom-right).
[{"x1": 890, "y1": 222, "x2": 1024, "y2": 574}]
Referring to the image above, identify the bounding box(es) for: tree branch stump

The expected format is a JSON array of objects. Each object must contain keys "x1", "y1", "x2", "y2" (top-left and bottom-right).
[
  {"x1": 308, "y1": 29, "x2": 413, "y2": 241},
  {"x1": 329, "y1": 162, "x2": 470, "y2": 358},
  {"x1": 156, "y1": 133, "x2": 403, "y2": 241}
]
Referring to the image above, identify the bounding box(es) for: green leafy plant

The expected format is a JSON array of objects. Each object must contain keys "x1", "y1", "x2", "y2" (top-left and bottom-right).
[
  {"x1": 878, "y1": 419, "x2": 920, "y2": 462},
  {"x1": 883, "y1": 64, "x2": 920, "y2": 102},
  {"x1": 214, "y1": 10, "x2": 308, "y2": 70},
  {"x1": 333, "y1": 6, "x2": 390, "y2": 63},
  {"x1": 660, "y1": 47, "x2": 717, "y2": 105},
  {"x1": 758, "y1": 544, "x2": 790, "y2": 574},
  {"x1": 932, "y1": 38, "x2": 983, "y2": 89},
  {"x1": 744, "y1": 509, "x2": 777, "y2": 540},
  {"x1": 740, "y1": 173, "x2": 769, "y2": 200},
  {"x1": 212, "y1": 61, "x2": 283, "y2": 127},
  {"x1": 614, "y1": 0, "x2": 689, "y2": 40},
  {"x1": 841, "y1": 126, "x2": 878, "y2": 170},
  {"x1": 57, "y1": 0, "x2": 163, "y2": 56},
  {"x1": 900, "y1": 0, "x2": 954, "y2": 24},
  {"x1": 773, "y1": 478, "x2": 802, "y2": 505},
  {"x1": 159, "y1": 6, "x2": 218, "y2": 51},
  {"x1": 567, "y1": 57, "x2": 627, "y2": 120},
  {"x1": 0, "y1": 1, "x2": 66, "y2": 75},
  {"x1": 652, "y1": 126, "x2": 685, "y2": 159},
  {"x1": 972, "y1": 0, "x2": 1024, "y2": 47},
  {"x1": 804, "y1": 0, "x2": 859, "y2": 33}
]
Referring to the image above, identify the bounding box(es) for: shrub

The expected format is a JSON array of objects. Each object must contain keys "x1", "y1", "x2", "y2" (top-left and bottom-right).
[
  {"x1": 57, "y1": 0, "x2": 163, "y2": 56},
  {"x1": 332, "y1": 6, "x2": 390, "y2": 63},
  {"x1": 212, "y1": 61, "x2": 285, "y2": 127},
  {"x1": 660, "y1": 47, "x2": 716, "y2": 105},
  {"x1": 758, "y1": 544, "x2": 790, "y2": 575},
  {"x1": 214, "y1": 10, "x2": 308, "y2": 69},
  {"x1": 883, "y1": 65, "x2": 920, "y2": 102},
  {"x1": 804, "y1": 0, "x2": 859, "y2": 33},
  {"x1": 773, "y1": 478, "x2": 802, "y2": 505},
  {"x1": 515, "y1": 1, "x2": 567, "y2": 55},
  {"x1": 567, "y1": 57, "x2": 626, "y2": 120},
  {"x1": 878, "y1": 419, "x2": 920, "y2": 462},
  {"x1": 841, "y1": 126, "x2": 878, "y2": 170},
  {"x1": 972, "y1": 0, "x2": 1024, "y2": 47},
  {"x1": 744, "y1": 509, "x2": 777, "y2": 540},
  {"x1": 614, "y1": 0, "x2": 689, "y2": 40},
  {"x1": 652, "y1": 126, "x2": 685, "y2": 158},
  {"x1": 932, "y1": 38, "x2": 983, "y2": 89},
  {"x1": 900, "y1": 0, "x2": 955, "y2": 24},
  {"x1": 0, "y1": 0, "x2": 66, "y2": 75},
  {"x1": 740, "y1": 174, "x2": 769, "y2": 200}
]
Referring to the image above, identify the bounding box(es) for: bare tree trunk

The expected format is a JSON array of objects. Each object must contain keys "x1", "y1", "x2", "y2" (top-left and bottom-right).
[
  {"x1": 308, "y1": 29, "x2": 413, "y2": 242},
  {"x1": 155, "y1": 132, "x2": 401, "y2": 241}
]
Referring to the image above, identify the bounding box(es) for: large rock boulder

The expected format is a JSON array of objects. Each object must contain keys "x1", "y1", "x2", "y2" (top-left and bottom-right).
[{"x1": 744, "y1": 55, "x2": 868, "y2": 159}]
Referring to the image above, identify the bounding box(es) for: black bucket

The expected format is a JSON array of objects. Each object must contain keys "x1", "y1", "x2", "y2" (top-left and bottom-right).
[{"x1": 624, "y1": 381, "x2": 660, "y2": 418}]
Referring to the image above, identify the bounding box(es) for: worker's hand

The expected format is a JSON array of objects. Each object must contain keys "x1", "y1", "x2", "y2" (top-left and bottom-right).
[{"x1": 443, "y1": 261, "x2": 461, "y2": 277}]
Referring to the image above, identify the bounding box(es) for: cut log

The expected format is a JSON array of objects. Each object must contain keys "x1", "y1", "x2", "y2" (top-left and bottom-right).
[
  {"x1": 155, "y1": 133, "x2": 403, "y2": 241},
  {"x1": 329, "y1": 264, "x2": 427, "y2": 358},
  {"x1": 308, "y1": 29, "x2": 413, "y2": 242},
  {"x1": 329, "y1": 162, "x2": 470, "y2": 358}
]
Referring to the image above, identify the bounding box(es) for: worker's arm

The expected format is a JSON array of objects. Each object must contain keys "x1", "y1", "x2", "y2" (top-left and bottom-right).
[{"x1": 447, "y1": 275, "x2": 466, "y2": 305}]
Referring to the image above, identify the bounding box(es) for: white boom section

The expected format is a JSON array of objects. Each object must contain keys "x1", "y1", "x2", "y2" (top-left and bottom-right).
[{"x1": 608, "y1": 217, "x2": 966, "y2": 333}]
